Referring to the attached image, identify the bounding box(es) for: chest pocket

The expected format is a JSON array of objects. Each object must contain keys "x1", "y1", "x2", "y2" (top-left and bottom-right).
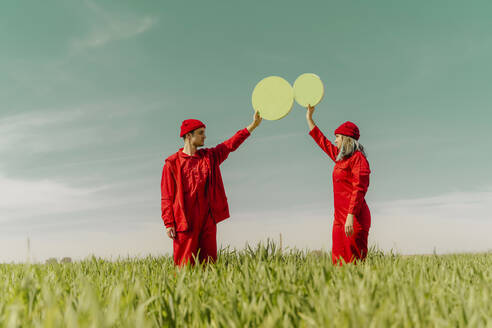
[
  {"x1": 333, "y1": 161, "x2": 351, "y2": 182},
  {"x1": 182, "y1": 161, "x2": 210, "y2": 194}
]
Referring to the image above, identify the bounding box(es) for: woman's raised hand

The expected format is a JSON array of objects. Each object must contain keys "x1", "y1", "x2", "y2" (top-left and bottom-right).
[
  {"x1": 306, "y1": 105, "x2": 316, "y2": 131},
  {"x1": 306, "y1": 104, "x2": 315, "y2": 119}
]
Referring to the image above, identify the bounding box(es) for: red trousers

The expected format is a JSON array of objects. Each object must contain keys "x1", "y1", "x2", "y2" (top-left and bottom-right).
[
  {"x1": 173, "y1": 213, "x2": 217, "y2": 266},
  {"x1": 331, "y1": 223, "x2": 369, "y2": 265}
]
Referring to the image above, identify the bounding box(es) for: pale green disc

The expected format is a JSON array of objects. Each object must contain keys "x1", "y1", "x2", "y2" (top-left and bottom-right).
[
  {"x1": 293, "y1": 73, "x2": 325, "y2": 108},
  {"x1": 251, "y1": 76, "x2": 294, "y2": 121}
]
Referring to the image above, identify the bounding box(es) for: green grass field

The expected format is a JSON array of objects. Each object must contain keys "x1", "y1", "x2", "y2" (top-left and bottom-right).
[{"x1": 1, "y1": 242, "x2": 491, "y2": 327}]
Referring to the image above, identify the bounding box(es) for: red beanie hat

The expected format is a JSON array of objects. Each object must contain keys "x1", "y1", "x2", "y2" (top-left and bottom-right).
[
  {"x1": 334, "y1": 121, "x2": 360, "y2": 140},
  {"x1": 180, "y1": 119, "x2": 206, "y2": 137}
]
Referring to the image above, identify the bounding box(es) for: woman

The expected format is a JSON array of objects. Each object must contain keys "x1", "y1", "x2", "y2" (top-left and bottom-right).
[{"x1": 306, "y1": 105, "x2": 371, "y2": 265}]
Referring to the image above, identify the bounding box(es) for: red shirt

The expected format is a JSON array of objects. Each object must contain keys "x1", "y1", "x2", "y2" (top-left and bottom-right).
[
  {"x1": 161, "y1": 128, "x2": 251, "y2": 231},
  {"x1": 178, "y1": 150, "x2": 210, "y2": 222},
  {"x1": 309, "y1": 126, "x2": 371, "y2": 228}
]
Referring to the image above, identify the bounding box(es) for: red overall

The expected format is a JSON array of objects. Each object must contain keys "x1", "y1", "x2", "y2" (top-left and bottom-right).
[
  {"x1": 161, "y1": 128, "x2": 250, "y2": 266},
  {"x1": 309, "y1": 126, "x2": 371, "y2": 265}
]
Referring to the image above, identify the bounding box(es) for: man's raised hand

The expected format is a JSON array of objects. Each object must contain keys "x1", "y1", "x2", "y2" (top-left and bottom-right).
[{"x1": 247, "y1": 110, "x2": 262, "y2": 133}]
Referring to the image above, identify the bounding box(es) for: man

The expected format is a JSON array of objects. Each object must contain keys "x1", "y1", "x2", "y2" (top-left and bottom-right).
[{"x1": 161, "y1": 111, "x2": 262, "y2": 266}]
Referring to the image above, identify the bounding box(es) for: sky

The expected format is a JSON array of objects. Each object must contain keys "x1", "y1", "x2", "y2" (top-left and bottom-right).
[{"x1": 1, "y1": 0, "x2": 491, "y2": 262}]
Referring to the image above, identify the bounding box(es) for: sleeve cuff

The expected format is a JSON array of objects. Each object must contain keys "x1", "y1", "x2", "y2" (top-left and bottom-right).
[
  {"x1": 308, "y1": 126, "x2": 319, "y2": 137},
  {"x1": 163, "y1": 220, "x2": 174, "y2": 229}
]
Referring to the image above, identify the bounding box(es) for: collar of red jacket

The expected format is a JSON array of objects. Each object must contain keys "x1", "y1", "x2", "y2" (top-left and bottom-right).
[{"x1": 178, "y1": 148, "x2": 201, "y2": 159}]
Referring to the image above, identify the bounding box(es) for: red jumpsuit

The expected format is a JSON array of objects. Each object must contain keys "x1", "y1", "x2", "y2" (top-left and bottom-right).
[
  {"x1": 309, "y1": 126, "x2": 371, "y2": 265},
  {"x1": 161, "y1": 129, "x2": 250, "y2": 266}
]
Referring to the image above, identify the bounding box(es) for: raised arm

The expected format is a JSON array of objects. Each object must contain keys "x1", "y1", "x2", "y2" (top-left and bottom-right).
[
  {"x1": 208, "y1": 128, "x2": 251, "y2": 165},
  {"x1": 247, "y1": 110, "x2": 262, "y2": 133},
  {"x1": 208, "y1": 110, "x2": 261, "y2": 165},
  {"x1": 306, "y1": 105, "x2": 339, "y2": 162}
]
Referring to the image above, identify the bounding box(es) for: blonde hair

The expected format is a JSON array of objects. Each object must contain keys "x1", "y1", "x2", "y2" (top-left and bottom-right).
[{"x1": 336, "y1": 135, "x2": 367, "y2": 161}]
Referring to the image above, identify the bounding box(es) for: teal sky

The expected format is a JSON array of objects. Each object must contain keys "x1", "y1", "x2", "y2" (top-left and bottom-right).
[{"x1": 1, "y1": 1, "x2": 491, "y2": 262}]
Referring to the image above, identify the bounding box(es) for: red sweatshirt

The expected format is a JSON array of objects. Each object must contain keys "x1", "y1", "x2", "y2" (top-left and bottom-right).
[{"x1": 161, "y1": 128, "x2": 251, "y2": 231}]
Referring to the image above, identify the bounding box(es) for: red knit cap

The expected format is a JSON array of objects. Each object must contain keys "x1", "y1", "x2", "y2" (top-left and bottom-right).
[
  {"x1": 180, "y1": 119, "x2": 206, "y2": 137},
  {"x1": 334, "y1": 121, "x2": 360, "y2": 140}
]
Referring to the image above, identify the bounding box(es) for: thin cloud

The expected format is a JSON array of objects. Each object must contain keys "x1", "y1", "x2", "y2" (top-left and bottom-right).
[
  {"x1": 0, "y1": 175, "x2": 103, "y2": 219},
  {"x1": 372, "y1": 190, "x2": 492, "y2": 221},
  {"x1": 70, "y1": 1, "x2": 157, "y2": 51},
  {"x1": 0, "y1": 104, "x2": 143, "y2": 156},
  {"x1": 0, "y1": 111, "x2": 81, "y2": 153},
  {"x1": 368, "y1": 190, "x2": 492, "y2": 254}
]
